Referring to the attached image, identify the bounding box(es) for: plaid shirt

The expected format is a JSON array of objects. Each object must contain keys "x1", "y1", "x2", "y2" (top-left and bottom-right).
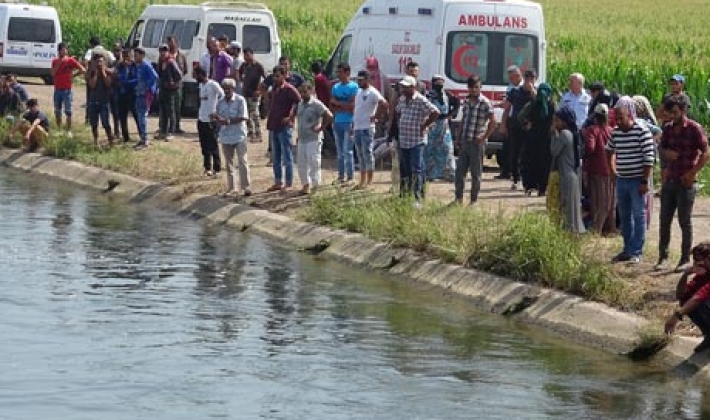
[
  {"x1": 396, "y1": 92, "x2": 439, "y2": 149},
  {"x1": 460, "y1": 94, "x2": 493, "y2": 142},
  {"x1": 660, "y1": 116, "x2": 708, "y2": 181}
]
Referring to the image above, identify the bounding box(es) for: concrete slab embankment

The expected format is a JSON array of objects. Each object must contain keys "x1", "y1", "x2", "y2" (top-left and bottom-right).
[{"x1": 3, "y1": 149, "x2": 710, "y2": 376}]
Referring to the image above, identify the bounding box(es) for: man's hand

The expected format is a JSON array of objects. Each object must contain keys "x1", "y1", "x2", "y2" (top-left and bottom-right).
[
  {"x1": 664, "y1": 315, "x2": 679, "y2": 335},
  {"x1": 282, "y1": 116, "x2": 292, "y2": 125},
  {"x1": 665, "y1": 150, "x2": 679, "y2": 161},
  {"x1": 682, "y1": 172, "x2": 696, "y2": 189},
  {"x1": 475, "y1": 136, "x2": 486, "y2": 145},
  {"x1": 639, "y1": 182, "x2": 649, "y2": 196},
  {"x1": 312, "y1": 124, "x2": 322, "y2": 133}
]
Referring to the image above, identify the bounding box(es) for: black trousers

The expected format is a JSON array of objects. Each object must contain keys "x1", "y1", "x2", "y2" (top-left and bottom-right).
[
  {"x1": 659, "y1": 180, "x2": 697, "y2": 262},
  {"x1": 508, "y1": 122, "x2": 526, "y2": 184},
  {"x1": 118, "y1": 92, "x2": 139, "y2": 143},
  {"x1": 197, "y1": 121, "x2": 221, "y2": 172}
]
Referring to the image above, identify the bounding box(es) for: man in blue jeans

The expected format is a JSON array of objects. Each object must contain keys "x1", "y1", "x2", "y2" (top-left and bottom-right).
[
  {"x1": 393, "y1": 75, "x2": 439, "y2": 208},
  {"x1": 606, "y1": 96, "x2": 655, "y2": 263},
  {"x1": 352, "y1": 70, "x2": 388, "y2": 189},
  {"x1": 265, "y1": 65, "x2": 301, "y2": 192},
  {"x1": 132, "y1": 47, "x2": 158, "y2": 150},
  {"x1": 330, "y1": 62, "x2": 358, "y2": 185}
]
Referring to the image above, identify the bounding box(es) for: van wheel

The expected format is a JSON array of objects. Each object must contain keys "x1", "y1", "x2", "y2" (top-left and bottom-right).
[{"x1": 42, "y1": 76, "x2": 53, "y2": 85}]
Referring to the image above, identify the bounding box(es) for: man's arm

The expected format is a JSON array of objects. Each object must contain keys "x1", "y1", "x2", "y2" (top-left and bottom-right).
[
  {"x1": 479, "y1": 111, "x2": 497, "y2": 144},
  {"x1": 499, "y1": 101, "x2": 511, "y2": 134}
]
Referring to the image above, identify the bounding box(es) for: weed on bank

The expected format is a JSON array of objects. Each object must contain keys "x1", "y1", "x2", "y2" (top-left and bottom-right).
[{"x1": 302, "y1": 191, "x2": 636, "y2": 308}]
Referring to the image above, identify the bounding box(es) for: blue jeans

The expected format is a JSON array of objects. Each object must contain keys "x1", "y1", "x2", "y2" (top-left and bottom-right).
[
  {"x1": 398, "y1": 144, "x2": 425, "y2": 201},
  {"x1": 333, "y1": 121, "x2": 354, "y2": 180},
  {"x1": 271, "y1": 127, "x2": 294, "y2": 186},
  {"x1": 135, "y1": 94, "x2": 149, "y2": 143},
  {"x1": 53, "y1": 89, "x2": 73, "y2": 117},
  {"x1": 353, "y1": 128, "x2": 375, "y2": 171},
  {"x1": 616, "y1": 177, "x2": 647, "y2": 257}
]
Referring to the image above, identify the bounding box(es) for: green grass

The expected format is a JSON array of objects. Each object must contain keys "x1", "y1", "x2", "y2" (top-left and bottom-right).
[{"x1": 301, "y1": 191, "x2": 637, "y2": 308}]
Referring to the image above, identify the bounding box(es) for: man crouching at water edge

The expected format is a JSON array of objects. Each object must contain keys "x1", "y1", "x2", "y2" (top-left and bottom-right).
[
  {"x1": 9, "y1": 99, "x2": 49, "y2": 153},
  {"x1": 665, "y1": 242, "x2": 710, "y2": 353}
]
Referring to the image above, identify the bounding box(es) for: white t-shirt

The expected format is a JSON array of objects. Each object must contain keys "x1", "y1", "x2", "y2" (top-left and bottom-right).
[
  {"x1": 353, "y1": 86, "x2": 384, "y2": 130},
  {"x1": 198, "y1": 80, "x2": 225, "y2": 122}
]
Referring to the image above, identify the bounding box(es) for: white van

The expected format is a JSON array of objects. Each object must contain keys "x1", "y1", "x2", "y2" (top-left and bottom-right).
[
  {"x1": 126, "y1": 1, "x2": 282, "y2": 115},
  {"x1": 0, "y1": 2, "x2": 61, "y2": 85},
  {"x1": 326, "y1": 0, "x2": 546, "y2": 161}
]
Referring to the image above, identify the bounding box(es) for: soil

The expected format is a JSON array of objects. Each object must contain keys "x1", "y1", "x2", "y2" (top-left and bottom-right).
[{"x1": 20, "y1": 77, "x2": 709, "y2": 336}]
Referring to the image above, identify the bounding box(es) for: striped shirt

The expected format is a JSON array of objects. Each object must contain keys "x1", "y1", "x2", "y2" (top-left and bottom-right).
[
  {"x1": 606, "y1": 121, "x2": 655, "y2": 178},
  {"x1": 460, "y1": 94, "x2": 493, "y2": 142}
]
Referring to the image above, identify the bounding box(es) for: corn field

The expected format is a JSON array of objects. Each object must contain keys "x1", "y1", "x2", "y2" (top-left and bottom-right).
[{"x1": 35, "y1": 0, "x2": 710, "y2": 124}]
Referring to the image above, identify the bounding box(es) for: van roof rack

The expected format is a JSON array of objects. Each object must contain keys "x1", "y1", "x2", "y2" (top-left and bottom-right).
[{"x1": 200, "y1": 1, "x2": 268, "y2": 9}]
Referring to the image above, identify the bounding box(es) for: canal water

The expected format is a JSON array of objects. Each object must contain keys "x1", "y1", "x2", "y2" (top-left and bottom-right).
[{"x1": 1, "y1": 168, "x2": 709, "y2": 420}]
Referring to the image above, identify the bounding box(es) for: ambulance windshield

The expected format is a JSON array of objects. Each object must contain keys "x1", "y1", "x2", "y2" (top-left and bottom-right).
[{"x1": 445, "y1": 31, "x2": 538, "y2": 85}]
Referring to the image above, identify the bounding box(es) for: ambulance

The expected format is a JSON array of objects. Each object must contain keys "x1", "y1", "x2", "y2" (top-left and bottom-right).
[
  {"x1": 325, "y1": 0, "x2": 546, "y2": 162},
  {"x1": 126, "y1": 1, "x2": 281, "y2": 115}
]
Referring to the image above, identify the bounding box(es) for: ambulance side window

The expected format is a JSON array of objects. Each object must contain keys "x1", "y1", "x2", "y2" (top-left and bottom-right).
[
  {"x1": 143, "y1": 19, "x2": 165, "y2": 48},
  {"x1": 243, "y1": 25, "x2": 271, "y2": 53},
  {"x1": 325, "y1": 35, "x2": 352, "y2": 79},
  {"x1": 502, "y1": 35, "x2": 536, "y2": 81}
]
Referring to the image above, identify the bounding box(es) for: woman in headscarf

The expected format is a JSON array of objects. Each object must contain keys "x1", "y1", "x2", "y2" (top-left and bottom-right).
[
  {"x1": 518, "y1": 82, "x2": 555, "y2": 196},
  {"x1": 424, "y1": 74, "x2": 460, "y2": 182},
  {"x1": 548, "y1": 106, "x2": 586, "y2": 233},
  {"x1": 581, "y1": 104, "x2": 616, "y2": 234},
  {"x1": 633, "y1": 95, "x2": 661, "y2": 230}
]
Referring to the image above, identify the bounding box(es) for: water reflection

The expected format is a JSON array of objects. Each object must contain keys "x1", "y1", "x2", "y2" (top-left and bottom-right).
[{"x1": 4, "y1": 168, "x2": 710, "y2": 419}]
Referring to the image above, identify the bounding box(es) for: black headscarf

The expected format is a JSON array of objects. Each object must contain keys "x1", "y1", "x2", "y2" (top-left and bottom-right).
[{"x1": 555, "y1": 106, "x2": 581, "y2": 169}]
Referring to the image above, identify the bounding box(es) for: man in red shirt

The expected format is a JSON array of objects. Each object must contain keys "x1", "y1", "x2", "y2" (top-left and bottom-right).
[
  {"x1": 656, "y1": 96, "x2": 710, "y2": 272},
  {"x1": 50, "y1": 42, "x2": 85, "y2": 135},
  {"x1": 665, "y1": 242, "x2": 710, "y2": 353}
]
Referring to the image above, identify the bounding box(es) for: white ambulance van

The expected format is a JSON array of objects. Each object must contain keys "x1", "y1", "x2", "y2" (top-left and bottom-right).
[
  {"x1": 0, "y1": 2, "x2": 62, "y2": 85},
  {"x1": 326, "y1": 0, "x2": 546, "y2": 162},
  {"x1": 126, "y1": 1, "x2": 281, "y2": 115}
]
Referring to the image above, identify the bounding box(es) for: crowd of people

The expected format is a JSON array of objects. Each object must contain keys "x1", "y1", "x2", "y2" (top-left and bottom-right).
[{"x1": 3, "y1": 35, "x2": 710, "y2": 352}]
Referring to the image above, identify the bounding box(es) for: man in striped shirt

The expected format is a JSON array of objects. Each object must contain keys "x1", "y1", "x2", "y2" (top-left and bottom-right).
[{"x1": 606, "y1": 96, "x2": 655, "y2": 263}]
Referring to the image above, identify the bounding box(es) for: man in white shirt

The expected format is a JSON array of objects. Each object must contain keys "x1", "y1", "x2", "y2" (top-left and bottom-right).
[
  {"x1": 193, "y1": 66, "x2": 224, "y2": 177},
  {"x1": 561, "y1": 72, "x2": 591, "y2": 130},
  {"x1": 352, "y1": 70, "x2": 388, "y2": 189}
]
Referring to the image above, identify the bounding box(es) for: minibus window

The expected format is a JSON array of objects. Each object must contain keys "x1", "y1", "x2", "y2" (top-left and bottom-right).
[
  {"x1": 128, "y1": 20, "x2": 145, "y2": 48},
  {"x1": 163, "y1": 20, "x2": 185, "y2": 44},
  {"x1": 181, "y1": 21, "x2": 198, "y2": 50},
  {"x1": 243, "y1": 25, "x2": 271, "y2": 53},
  {"x1": 207, "y1": 24, "x2": 237, "y2": 44},
  {"x1": 143, "y1": 19, "x2": 165, "y2": 48},
  {"x1": 8, "y1": 18, "x2": 56, "y2": 43}
]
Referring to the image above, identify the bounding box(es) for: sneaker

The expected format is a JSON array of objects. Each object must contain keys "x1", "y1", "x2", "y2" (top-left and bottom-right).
[
  {"x1": 694, "y1": 337, "x2": 710, "y2": 353},
  {"x1": 165, "y1": 135, "x2": 174, "y2": 142},
  {"x1": 133, "y1": 142, "x2": 148, "y2": 150},
  {"x1": 175, "y1": 128, "x2": 186, "y2": 134},
  {"x1": 611, "y1": 252, "x2": 632, "y2": 263},
  {"x1": 413, "y1": 200, "x2": 423, "y2": 210},
  {"x1": 510, "y1": 182, "x2": 518, "y2": 191},
  {"x1": 654, "y1": 258, "x2": 670, "y2": 271},
  {"x1": 628, "y1": 256, "x2": 641, "y2": 264},
  {"x1": 675, "y1": 260, "x2": 692, "y2": 273}
]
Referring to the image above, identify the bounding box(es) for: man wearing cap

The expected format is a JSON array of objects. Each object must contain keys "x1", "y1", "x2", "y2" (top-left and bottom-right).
[
  {"x1": 657, "y1": 74, "x2": 692, "y2": 124},
  {"x1": 132, "y1": 47, "x2": 158, "y2": 150},
  {"x1": 228, "y1": 41, "x2": 244, "y2": 94},
  {"x1": 166, "y1": 35, "x2": 188, "y2": 134},
  {"x1": 561, "y1": 73, "x2": 591, "y2": 131},
  {"x1": 582, "y1": 103, "x2": 616, "y2": 234},
  {"x1": 352, "y1": 70, "x2": 388, "y2": 189},
  {"x1": 394, "y1": 75, "x2": 439, "y2": 207},
  {"x1": 156, "y1": 44, "x2": 183, "y2": 141},
  {"x1": 656, "y1": 95, "x2": 709, "y2": 272}
]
